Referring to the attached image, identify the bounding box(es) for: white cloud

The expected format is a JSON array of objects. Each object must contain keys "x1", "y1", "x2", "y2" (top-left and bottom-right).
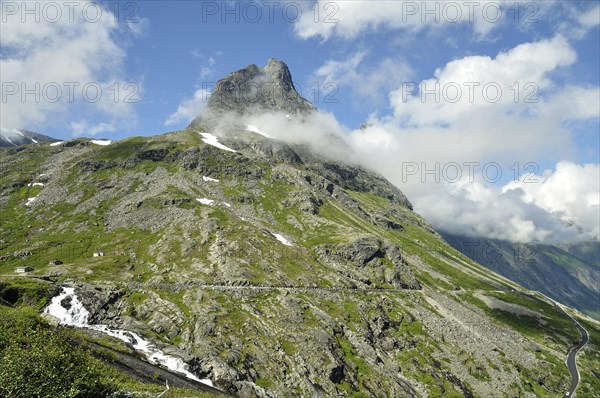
[
  {"x1": 199, "y1": 55, "x2": 219, "y2": 79},
  {"x1": 164, "y1": 88, "x2": 211, "y2": 127},
  {"x1": 415, "y1": 161, "x2": 600, "y2": 243},
  {"x1": 70, "y1": 121, "x2": 116, "y2": 137},
  {"x1": 166, "y1": 52, "x2": 223, "y2": 126},
  {"x1": 0, "y1": 1, "x2": 140, "y2": 132},
  {"x1": 189, "y1": 48, "x2": 203, "y2": 58},
  {"x1": 343, "y1": 36, "x2": 599, "y2": 243},
  {"x1": 578, "y1": 3, "x2": 600, "y2": 27},
  {"x1": 389, "y1": 35, "x2": 577, "y2": 126},
  {"x1": 503, "y1": 161, "x2": 600, "y2": 240},
  {"x1": 554, "y1": 2, "x2": 600, "y2": 40},
  {"x1": 294, "y1": 0, "x2": 526, "y2": 41},
  {"x1": 346, "y1": 35, "x2": 599, "y2": 170},
  {"x1": 313, "y1": 52, "x2": 413, "y2": 107}
]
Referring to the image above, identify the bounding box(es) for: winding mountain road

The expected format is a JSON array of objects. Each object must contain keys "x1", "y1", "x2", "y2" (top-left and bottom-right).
[
  {"x1": 529, "y1": 291, "x2": 590, "y2": 398},
  {"x1": 558, "y1": 306, "x2": 589, "y2": 398}
]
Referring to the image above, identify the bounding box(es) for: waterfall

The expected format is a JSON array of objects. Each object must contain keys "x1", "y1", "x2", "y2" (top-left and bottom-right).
[{"x1": 44, "y1": 286, "x2": 212, "y2": 387}]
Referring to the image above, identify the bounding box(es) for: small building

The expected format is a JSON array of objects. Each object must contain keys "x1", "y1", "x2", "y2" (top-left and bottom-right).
[
  {"x1": 93, "y1": 252, "x2": 105, "y2": 257},
  {"x1": 15, "y1": 266, "x2": 34, "y2": 273},
  {"x1": 48, "y1": 259, "x2": 63, "y2": 265}
]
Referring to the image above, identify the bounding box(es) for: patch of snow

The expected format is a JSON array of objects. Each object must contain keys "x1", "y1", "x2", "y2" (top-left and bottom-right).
[
  {"x1": 197, "y1": 198, "x2": 215, "y2": 206},
  {"x1": 28, "y1": 182, "x2": 44, "y2": 187},
  {"x1": 245, "y1": 125, "x2": 269, "y2": 138},
  {"x1": 25, "y1": 197, "x2": 37, "y2": 206},
  {"x1": 91, "y1": 139, "x2": 112, "y2": 146},
  {"x1": 31, "y1": 138, "x2": 39, "y2": 143},
  {"x1": 17, "y1": 131, "x2": 24, "y2": 136},
  {"x1": 273, "y1": 233, "x2": 293, "y2": 246},
  {"x1": 202, "y1": 176, "x2": 220, "y2": 182},
  {"x1": 222, "y1": 202, "x2": 231, "y2": 208},
  {"x1": 199, "y1": 133, "x2": 237, "y2": 152},
  {"x1": 44, "y1": 287, "x2": 213, "y2": 387},
  {"x1": 49, "y1": 141, "x2": 63, "y2": 146}
]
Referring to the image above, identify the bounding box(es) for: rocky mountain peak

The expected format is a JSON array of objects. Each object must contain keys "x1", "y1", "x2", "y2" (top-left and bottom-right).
[
  {"x1": 263, "y1": 57, "x2": 294, "y2": 87},
  {"x1": 190, "y1": 58, "x2": 316, "y2": 128}
]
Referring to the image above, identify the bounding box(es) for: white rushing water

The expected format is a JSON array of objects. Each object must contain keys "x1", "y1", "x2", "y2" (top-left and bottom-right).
[{"x1": 44, "y1": 287, "x2": 213, "y2": 386}]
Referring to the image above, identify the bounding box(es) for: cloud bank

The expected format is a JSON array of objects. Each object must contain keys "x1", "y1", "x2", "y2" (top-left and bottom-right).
[
  {"x1": 294, "y1": 0, "x2": 539, "y2": 41},
  {"x1": 0, "y1": 1, "x2": 142, "y2": 136},
  {"x1": 224, "y1": 34, "x2": 599, "y2": 244}
]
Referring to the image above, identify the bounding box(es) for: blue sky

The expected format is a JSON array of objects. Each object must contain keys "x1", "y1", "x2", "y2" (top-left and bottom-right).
[
  {"x1": 1, "y1": 0, "x2": 599, "y2": 243},
  {"x1": 2, "y1": 1, "x2": 597, "y2": 138}
]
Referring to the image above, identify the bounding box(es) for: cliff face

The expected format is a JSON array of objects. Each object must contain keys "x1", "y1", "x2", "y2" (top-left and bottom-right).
[{"x1": 190, "y1": 58, "x2": 316, "y2": 129}]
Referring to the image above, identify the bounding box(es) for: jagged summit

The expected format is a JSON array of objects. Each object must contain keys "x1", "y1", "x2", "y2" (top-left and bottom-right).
[{"x1": 189, "y1": 58, "x2": 316, "y2": 128}]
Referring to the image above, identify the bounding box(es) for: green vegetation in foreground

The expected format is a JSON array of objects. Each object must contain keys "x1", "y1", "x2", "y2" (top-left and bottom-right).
[
  {"x1": 0, "y1": 278, "x2": 57, "y2": 309},
  {"x1": 0, "y1": 305, "x2": 118, "y2": 398},
  {"x1": 458, "y1": 291, "x2": 578, "y2": 346},
  {"x1": 0, "y1": 301, "x2": 220, "y2": 398}
]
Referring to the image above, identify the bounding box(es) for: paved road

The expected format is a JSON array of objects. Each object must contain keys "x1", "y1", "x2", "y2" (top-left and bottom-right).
[
  {"x1": 121, "y1": 281, "x2": 421, "y2": 294},
  {"x1": 526, "y1": 291, "x2": 590, "y2": 398},
  {"x1": 559, "y1": 307, "x2": 589, "y2": 398}
]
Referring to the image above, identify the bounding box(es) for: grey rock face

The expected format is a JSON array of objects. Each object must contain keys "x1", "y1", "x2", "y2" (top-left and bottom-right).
[
  {"x1": 317, "y1": 237, "x2": 384, "y2": 267},
  {"x1": 74, "y1": 284, "x2": 128, "y2": 325},
  {"x1": 306, "y1": 161, "x2": 413, "y2": 210},
  {"x1": 189, "y1": 58, "x2": 316, "y2": 128},
  {"x1": 316, "y1": 237, "x2": 421, "y2": 289}
]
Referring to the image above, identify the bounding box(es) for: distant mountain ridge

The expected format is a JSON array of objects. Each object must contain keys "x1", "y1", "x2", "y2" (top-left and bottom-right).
[
  {"x1": 0, "y1": 129, "x2": 58, "y2": 147},
  {"x1": 442, "y1": 232, "x2": 600, "y2": 319}
]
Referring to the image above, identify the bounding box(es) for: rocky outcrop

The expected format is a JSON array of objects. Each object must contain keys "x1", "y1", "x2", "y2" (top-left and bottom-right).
[
  {"x1": 190, "y1": 58, "x2": 316, "y2": 129},
  {"x1": 316, "y1": 238, "x2": 421, "y2": 289},
  {"x1": 306, "y1": 161, "x2": 413, "y2": 210}
]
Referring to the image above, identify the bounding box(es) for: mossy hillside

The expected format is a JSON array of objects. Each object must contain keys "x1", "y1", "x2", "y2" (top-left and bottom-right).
[
  {"x1": 574, "y1": 317, "x2": 600, "y2": 396},
  {"x1": 457, "y1": 291, "x2": 578, "y2": 348},
  {"x1": 2, "y1": 132, "x2": 597, "y2": 397},
  {"x1": 178, "y1": 288, "x2": 477, "y2": 396},
  {"x1": 2, "y1": 137, "x2": 445, "y2": 289},
  {"x1": 0, "y1": 278, "x2": 57, "y2": 309}
]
